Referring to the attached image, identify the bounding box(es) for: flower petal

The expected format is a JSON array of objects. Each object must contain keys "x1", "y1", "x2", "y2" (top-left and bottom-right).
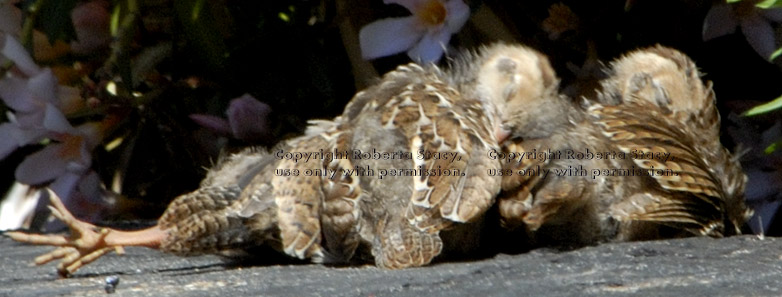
[
  {"x1": 75, "y1": 135, "x2": 95, "y2": 168},
  {"x1": 42, "y1": 103, "x2": 74, "y2": 133},
  {"x1": 227, "y1": 94, "x2": 272, "y2": 141},
  {"x1": 407, "y1": 29, "x2": 449, "y2": 63},
  {"x1": 0, "y1": 123, "x2": 20, "y2": 159},
  {"x1": 443, "y1": 0, "x2": 470, "y2": 34},
  {"x1": 1, "y1": 35, "x2": 39, "y2": 75},
  {"x1": 360, "y1": 16, "x2": 424, "y2": 60},
  {"x1": 189, "y1": 114, "x2": 233, "y2": 136},
  {"x1": 70, "y1": 0, "x2": 111, "y2": 55},
  {"x1": 77, "y1": 171, "x2": 103, "y2": 204},
  {"x1": 15, "y1": 144, "x2": 68, "y2": 185},
  {"x1": 8, "y1": 113, "x2": 48, "y2": 144},
  {"x1": 741, "y1": 16, "x2": 777, "y2": 60},
  {"x1": 702, "y1": 3, "x2": 737, "y2": 41},
  {"x1": 0, "y1": 182, "x2": 39, "y2": 231},
  {"x1": 27, "y1": 69, "x2": 60, "y2": 106},
  {"x1": 0, "y1": 76, "x2": 36, "y2": 112},
  {"x1": 49, "y1": 172, "x2": 81, "y2": 203},
  {"x1": 762, "y1": 8, "x2": 782, "y2": 23}
]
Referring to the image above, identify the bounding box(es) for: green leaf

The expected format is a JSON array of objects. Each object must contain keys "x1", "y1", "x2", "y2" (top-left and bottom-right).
[
  {"x1": 744, "y1": 94, "x2": 782, "y2": 116},
  {"x1": 756, "y1": 0, "x2": 774, "y2": 8},
  {"x1": 725, "y1": 0, "x2": 782, "y2": 7},
  {"x1": 20, "y1": 0, "x2": 78, "y2": 44},
  {"x1": 756, "y1": 0, "x2": 782, "y2": 8},
  {"x1": 110, "y1": 3, "x2": 121, "y2": 36},
  {"x1": 771, "y1": 47, "x2": 782, "y2": 61},
  {"x1": 764, "y1": 141, "x2": 782, "y2": 154},
  {"x1": 755, "y1": 0, "x2": 780, "y2": 9},
  {"x1": 755, "y1": 0, "x2": 782, "y2": 9}
]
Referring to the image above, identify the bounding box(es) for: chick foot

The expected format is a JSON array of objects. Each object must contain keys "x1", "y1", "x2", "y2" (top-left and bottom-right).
[{"x1": 6, "y1": 189, "x2": 166, "y2": 277}]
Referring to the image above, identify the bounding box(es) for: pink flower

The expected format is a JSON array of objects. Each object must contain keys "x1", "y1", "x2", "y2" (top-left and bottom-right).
[
  {"x1": 189, "y1": 94, "x2": 272, "y2": 142},
  {"x1": 0, "y1": 33, "x2": 100, "y2": 201},
  {"x1": 0, "y1": 120, "x2": 104, "y2": 230},
  {"x1": 359, "y1": 0, "x2": 470, "y2": 63},
  {"x1": 0, "y1": 33, "x2": 106, "y2": 229},
  {"x1": 2, "y1": 107, "x2": 104, "y2": 228},
  {"x1": 0, "y1": 36, "x2": 81, "y2": 159},
  {"x1": 0, "y1": 0, "x2": 21, "y2": 37},
  {"x1": 14, "y1": 122, "x2": 100, "y2": 186},
  {"x1": 1, "y1": 34, "x2": 39, "y2": 75},
  {"x1": 703, "y1": 1, "x2": 782, "y2": 61},
  {"x1": 70, "y1": 0, "x2": 111, "y2": 55}
]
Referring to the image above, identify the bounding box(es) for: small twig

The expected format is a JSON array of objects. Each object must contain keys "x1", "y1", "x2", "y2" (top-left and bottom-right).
[
  {"x1": 20, "y1": 0, "x2": 45, "y2": 53},
  {"x1": 334, "y1": 0, "x2": 378, "y2": 90},
  {"x1": 100, "y1": 0, "x2": 140, "y2": 95}
]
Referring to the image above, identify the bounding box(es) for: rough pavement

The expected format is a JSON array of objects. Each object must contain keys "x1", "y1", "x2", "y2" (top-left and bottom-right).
[{"x1": 1, "y1": 235, "x2": 780, "y2": 296}]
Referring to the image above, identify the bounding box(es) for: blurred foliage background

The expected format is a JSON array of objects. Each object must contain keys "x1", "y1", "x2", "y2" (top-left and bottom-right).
[{"x1": 2, "y1": 0, "x2": 782, "y2": 235}]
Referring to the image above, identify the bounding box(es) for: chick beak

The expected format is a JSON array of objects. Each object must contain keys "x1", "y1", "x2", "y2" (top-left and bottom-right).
[{"x1": 495, "y1": 125, "x2": 511, "y2": 143}]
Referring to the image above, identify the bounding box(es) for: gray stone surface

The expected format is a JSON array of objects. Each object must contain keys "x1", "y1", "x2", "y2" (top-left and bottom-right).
[{"x1": 1, "y1": 235, "x2": 781, "y2": 296}]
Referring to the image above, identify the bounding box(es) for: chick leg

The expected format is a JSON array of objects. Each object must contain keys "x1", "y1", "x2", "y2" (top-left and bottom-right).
[{"x1": 6, "y1": 189, "x2": 165, "y2": 277}]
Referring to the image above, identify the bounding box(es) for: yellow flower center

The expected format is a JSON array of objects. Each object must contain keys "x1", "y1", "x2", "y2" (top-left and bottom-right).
[{"x1": 416, "y1": 0, "x2": 447, "y2": 26}]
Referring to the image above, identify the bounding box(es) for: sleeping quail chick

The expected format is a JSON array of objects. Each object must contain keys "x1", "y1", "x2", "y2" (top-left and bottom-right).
[
  {"x1": 478, "y1": 48, "x2": 621, "y2": 245},
  {"x1": 445, "y1": 45, "x2": 576, "y2": 242},
  {"x1": 497, "y1": 45, "x2": 750, "y2": 246},
  {"x1": 446, "y1": 43, "x2": 613, "y2": 244},
  {"x1": 272, "y1": 44, "x2": 578, "y2": 268},
  {"x1": 595, "y1": 45, "x2": 751, "y2": 237},
  {"x1": 10, "y1": 43, "x2": 563, "y2": 274}
]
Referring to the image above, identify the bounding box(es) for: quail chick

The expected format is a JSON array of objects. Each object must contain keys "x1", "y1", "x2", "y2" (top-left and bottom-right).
[
  {"x1": 595, "y1": 45, "x2": 751, "y2": 237},
  {"x1": 10, "y1": 43, "x2": 566, "y2": 274},
  {"x1": 329, "y1": 63, "x2": 504, "y2": 268},
  {"x1": 498, "y1": 45, "x2": 750, "y2": 246},
  {"x1": 259, "y1": 44, "x2": 571, "y2": 268}
]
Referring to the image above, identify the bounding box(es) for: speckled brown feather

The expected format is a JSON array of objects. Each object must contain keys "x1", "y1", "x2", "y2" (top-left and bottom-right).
[
  {"x1": 318, "y1": 123, "x2": 363, "y2": 262},
  {"x1": 497, "y1": 140, "x2": 548, "y2": 229},
  {"x1": 158, "y1": 186, "x2": 245, "y2": 254},
  {"x1": 589, "y1": 100, "x2": 727, "y2": 236},
  {"x1": 272, "y1": 135, "x2": 327, "y2": 260},
  {"x1": 157, "y1": 148, "x2": 283, "y2": 256},
  {"x1": 340, "y1": 63, "x2": 502, "y2": 268}
]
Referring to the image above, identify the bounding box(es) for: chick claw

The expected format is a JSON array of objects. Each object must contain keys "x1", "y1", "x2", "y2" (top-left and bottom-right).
[{"x1": 6, "y1": 189, "x2": 123, "y2": 277}]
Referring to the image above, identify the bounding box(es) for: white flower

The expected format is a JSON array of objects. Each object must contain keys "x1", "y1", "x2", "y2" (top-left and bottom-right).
[
  {"x1": 703, "y1": 0, "x2": 782, "y2": 61},
  {"x1": 0, "y1": 35, "x2": 81, "y2": 159},
  {"x1": 0, "y1": 34, "x2": 98, "y2": 198},
  {"x1": 4, "y1": 112, "x2": 103, "y2": 227},
  {"x1": 0, "y1": 31, "x2": 106, "y2": 229},
  {"x1": 359, "y1": 0, "x2": 470, "y2": 63},
  {"x1": 14, "y1": 122, "x2": 99, "y2": 184},
  {"x1": 0, "y1": 183, "x2": 38, "y2": 230}
]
